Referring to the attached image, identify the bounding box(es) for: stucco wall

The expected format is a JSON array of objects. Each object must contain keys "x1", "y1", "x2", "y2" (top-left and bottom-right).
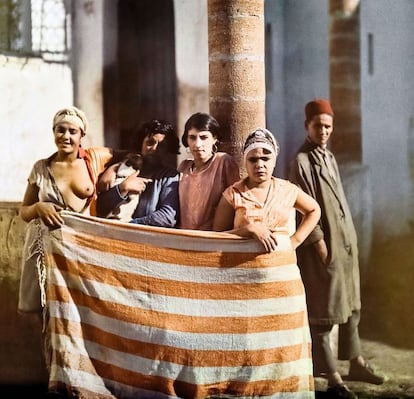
[
  {"x1": 265, "y1": 0, "x2": 330, "y2": 177},
  {"x1": 360, "y1": 0, "x2": 414, "y2": 240},
  {"x1": 264, "y1": 0, "x2": 373, "y2": 270},
  {"x1": 174, "y1": 0, "x2": 209, "y2": 165},
  {"x1": 0, "y1": 56, "x2": 73, "y2": 203},
  {"x1": 266, "y1": 0, "x2": 414, "y2": 242}
]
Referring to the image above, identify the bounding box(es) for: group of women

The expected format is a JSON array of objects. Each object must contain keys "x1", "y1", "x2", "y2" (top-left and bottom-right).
[
  {"x1": 19, "y1": 105, "x2": 321, "y2": 397},
  {"x1": 20, "y1": 106, "x2": 320, "y2": 252}
]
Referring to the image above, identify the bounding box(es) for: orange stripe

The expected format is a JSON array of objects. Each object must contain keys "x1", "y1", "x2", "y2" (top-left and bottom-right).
[
  {"x1": 49, "y1": 285, "x2": 307, "y2": 334},
  {"x1": 50, "y1": 349, "x2": 312, "y2": 398},
  {"x1": 51, "y1": 317, "x2": 311, "y2": 368},
  {"x1": 52, "y1": 253, "x2": 304, "y2": 300},
  {"x1": 60, "y1": 230, "x2": 296, "y2": 268}
]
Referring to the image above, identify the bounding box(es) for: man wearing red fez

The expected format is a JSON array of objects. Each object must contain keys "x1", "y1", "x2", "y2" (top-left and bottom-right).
[{"x1": 289, "y1": 99, "x2": 385, "y2": 398}]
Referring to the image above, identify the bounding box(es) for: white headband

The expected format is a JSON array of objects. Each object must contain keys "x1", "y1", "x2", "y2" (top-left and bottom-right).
[
  {"x1": 53, "y1": 114, "x2": 85, "y2": 132},
  {"x1": 53, "y1": 106, "x2": 88, "y2": 133},
  {"x1": 243, "y1": 128, "x2": 279, "y2": 163}
]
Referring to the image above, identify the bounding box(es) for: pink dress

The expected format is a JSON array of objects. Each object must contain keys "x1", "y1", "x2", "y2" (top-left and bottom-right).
[
  {"x1": 178, "y1": 152, "x2": 240, "y2": 230},
  {"x1": 223, "y1": 176, "x2": 299, "y2": 233}
]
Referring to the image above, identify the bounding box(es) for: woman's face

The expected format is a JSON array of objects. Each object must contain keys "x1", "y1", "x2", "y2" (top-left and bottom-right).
[
  {"x1": 186, "y1": 128, "x2": 217, "y2": 163},
  {"x1": 53, "y1": 122, "x2": 83, "y2": 153},
  {"x1": 245, "y1": 147, "x2": 275, "y2": 185},
  {"x1": 141, "y1": 133, "x2": 166, "y2": 157}
]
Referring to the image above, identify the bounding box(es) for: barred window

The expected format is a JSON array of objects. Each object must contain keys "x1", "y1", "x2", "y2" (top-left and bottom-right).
[{"x1": 0, "y1": 0, "x2": 70, "y2": 62}]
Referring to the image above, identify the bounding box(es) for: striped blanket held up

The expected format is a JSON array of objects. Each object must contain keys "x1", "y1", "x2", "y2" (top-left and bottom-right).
[{"x1": 43, "y1": 211, "x2": 314, "y2": 398}]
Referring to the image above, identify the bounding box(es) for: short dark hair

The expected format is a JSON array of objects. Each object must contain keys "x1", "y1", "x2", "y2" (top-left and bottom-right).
[
  {"x1": 132, "y1": 119, "x2": 180, "y2": 155},
  {"x1": 181, "y1": 112, "x2": 223, "y2": 147}
]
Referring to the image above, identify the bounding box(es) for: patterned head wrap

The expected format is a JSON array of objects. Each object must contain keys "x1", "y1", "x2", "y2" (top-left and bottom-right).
[
  {"x1": 243, "y1": 128, "x2": 279, "y2": 162},
  {"x1": 52, "y1": 106, "x2": 88, "y2": 134}
]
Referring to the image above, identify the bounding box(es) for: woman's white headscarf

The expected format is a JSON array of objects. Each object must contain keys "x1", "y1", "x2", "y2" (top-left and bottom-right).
[
  {"x1": 243, "y1": 128, "x2": 279, "y2": 163},
  {"x1": 52, "y1": 106, "x2": 88, "y2": 134}
]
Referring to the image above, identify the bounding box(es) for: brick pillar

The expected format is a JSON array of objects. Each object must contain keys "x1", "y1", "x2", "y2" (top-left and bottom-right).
[
  {"x1": 329, "y1": 1, "x2": 373, "y2": 280},
  {"x1": 329, "y1": 0, "x2": 361, "y2": 162},
  {"x1": 208, "y1": 0, "x2": 265, "y2": 166}
]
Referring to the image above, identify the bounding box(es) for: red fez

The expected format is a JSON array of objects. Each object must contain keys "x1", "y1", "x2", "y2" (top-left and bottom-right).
[{"x1": 305, "y1": 98, "x2": 334, "y2": 121}]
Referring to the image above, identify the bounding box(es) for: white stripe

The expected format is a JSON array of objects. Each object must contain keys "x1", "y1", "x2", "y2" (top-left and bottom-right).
[
  {"x1": 57, "y1": 213, "x2": 293, "y2": 253},
  {"x1": 50, "y1": 365, "x2": 176, "y2": 399},
  {"x1": 50, "y1": 270, "x2": 306, "y2": 317},
  {"x1": 51, "y1": 241, "x2": 299, "y2": 285},
  {"x1": 51, "y1": 334, "x2": 312, "y2": 385},
  {"x1": 50, "y1": 365, "x2": 314, "y2": 399},
  {"x1": 49, "y1": 301, "x2": 310, "y2": 351},
  {"x1": 50, "y1": 364, "x2": 112, "y2": 395}
]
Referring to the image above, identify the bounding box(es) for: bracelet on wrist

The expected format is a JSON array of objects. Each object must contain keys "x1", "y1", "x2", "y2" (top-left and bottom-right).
[{"x1": 115, "y1": 184, "x2": 129, "y2": 200}]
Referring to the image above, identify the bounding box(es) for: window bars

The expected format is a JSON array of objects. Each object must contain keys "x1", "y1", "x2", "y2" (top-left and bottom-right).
[{"x1": 0, "y1": 0, "x2": 70, "y2": 62}]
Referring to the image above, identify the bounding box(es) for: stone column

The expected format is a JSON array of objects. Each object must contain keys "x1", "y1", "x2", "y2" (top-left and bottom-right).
[
  {"x1": 71, "y1": 0, "x2": 105, "y2": 147},
  {"x1": 329, "y1": 0, "x2": 361, "y2": 162},
  {"x1": 329, "y1": 0, "x2": 372, "y2": 279},
  {"x1": 208, "y1": 0, "x2": 265, "y2": 165}
]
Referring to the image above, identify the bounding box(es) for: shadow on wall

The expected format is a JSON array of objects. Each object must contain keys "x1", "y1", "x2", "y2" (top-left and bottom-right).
[
  {"x1": 340, "y1": 163, "x2": 414, "y2": 349},
  {"x1": 359, "y1": 231, "x2": 414, "y2": 350}
]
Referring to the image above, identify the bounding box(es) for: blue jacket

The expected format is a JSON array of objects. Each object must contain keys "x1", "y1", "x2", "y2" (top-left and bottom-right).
[{"x1": 97, "y1": 166, "x2": 179, "y2": 228}]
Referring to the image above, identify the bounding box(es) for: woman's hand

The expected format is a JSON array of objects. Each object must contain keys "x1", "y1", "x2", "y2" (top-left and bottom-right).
[
  {"x1": 245, "y1": 223, "x2": 278, "y2": 253},
  {"x1": 35, "y1": 202, "x2": 64, "y2": 227},
  {"x1": 97, "y1": 163, "x2": 119, "y2": 192},
  {"x1": 119, "y1": 172, "x2": 153, "y2": 196}
]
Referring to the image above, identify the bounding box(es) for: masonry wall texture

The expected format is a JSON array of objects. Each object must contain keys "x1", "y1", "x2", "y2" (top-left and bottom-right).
[
  {"x1": 330, "y1": 0, "x2": 362, "y2": 162},
  {"x1": 208, "y1": 0, "x2": 266, "y2": 166},
  {"x1": 0, "y1": 204, "x2": 47, "y2": 384}
]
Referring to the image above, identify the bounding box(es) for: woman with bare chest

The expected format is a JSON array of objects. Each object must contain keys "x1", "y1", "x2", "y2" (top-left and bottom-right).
[
  {"x1": 18, "y1": 107, "x2": 117, "y2": 390},
  {"x1": 49, "y1": 152, "x2": 94, "y2": 211},
  {"x1": 20, "y1": 106, "x2": 114, "y2": 227}
]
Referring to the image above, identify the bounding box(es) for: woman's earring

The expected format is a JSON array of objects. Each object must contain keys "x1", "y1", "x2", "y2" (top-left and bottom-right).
[{"x1": 212, "y1": 143, "x2": 218, "y2": 153}]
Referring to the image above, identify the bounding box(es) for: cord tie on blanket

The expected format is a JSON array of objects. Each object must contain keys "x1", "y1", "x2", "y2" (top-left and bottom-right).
[{"x1": 29, "y1": 219, "x2": 47, "y2": 308}]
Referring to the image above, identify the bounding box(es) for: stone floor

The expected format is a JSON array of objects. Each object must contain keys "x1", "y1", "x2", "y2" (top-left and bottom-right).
[
  {"x1": 1, "y1": 340, "x2": 413, "y2": 399},
  {"x1": 315, "y1": 338, "x2": 414, "y2": 398}
]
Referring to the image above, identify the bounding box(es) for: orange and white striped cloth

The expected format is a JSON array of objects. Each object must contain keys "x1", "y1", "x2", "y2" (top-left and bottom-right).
[{"x1": 44, "y1": 211, "x2": 314, "y2": 398}]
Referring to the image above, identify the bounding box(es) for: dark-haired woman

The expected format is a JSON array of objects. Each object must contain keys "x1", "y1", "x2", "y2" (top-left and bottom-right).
[
  {"x1": 96, "y1": 119, "x2": 180, "y2": 227},
  {"x1": 177, "y1": 112, "x2": 240, "y2": 230}
]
